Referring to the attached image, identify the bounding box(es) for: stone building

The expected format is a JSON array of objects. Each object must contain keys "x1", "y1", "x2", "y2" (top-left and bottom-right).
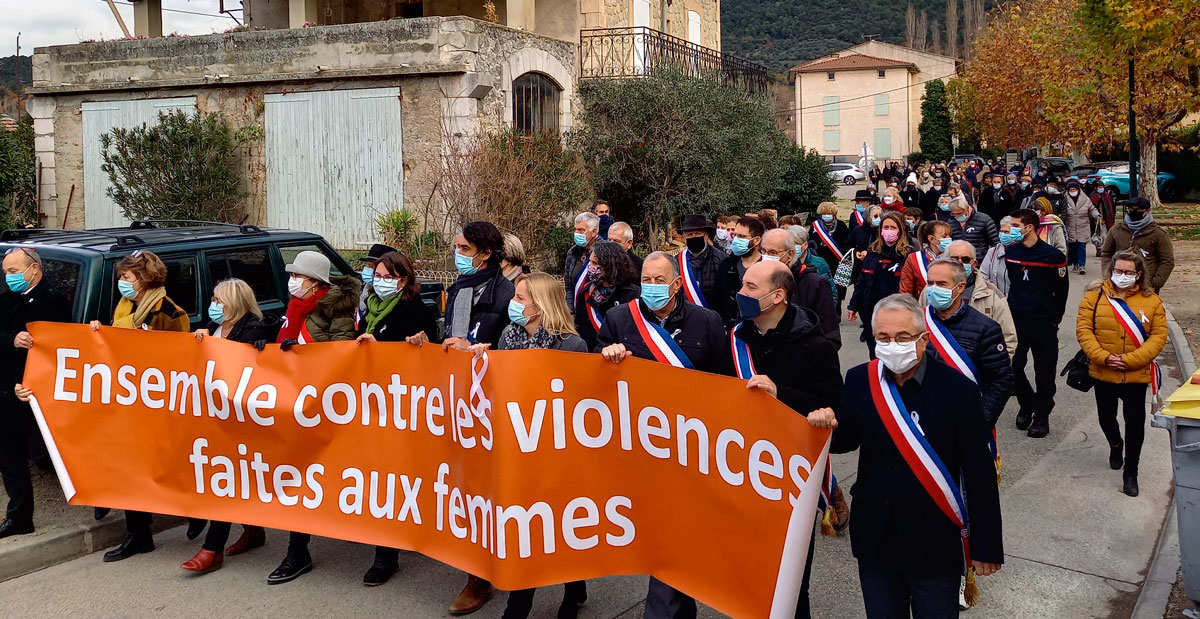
[
  {"x1": 790, "y1": 41, "x2": 958, "y2": 164},
  {"x1": 27, "y1": 0, "x2": 758, "y2": 248}
]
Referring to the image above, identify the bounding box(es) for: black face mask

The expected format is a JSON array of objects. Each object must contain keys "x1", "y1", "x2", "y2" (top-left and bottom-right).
[
  {"x1": 686, "y1": 236, "x2": 707, "y2": 253},
  {"x1": 1127, "y1": 209, "x2": 1148, "y2": 221}
]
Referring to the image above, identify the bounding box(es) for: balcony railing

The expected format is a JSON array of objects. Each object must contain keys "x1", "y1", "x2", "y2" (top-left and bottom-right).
[{"x1": 580, "y1": 27, "x2": 769, "y2": 95}]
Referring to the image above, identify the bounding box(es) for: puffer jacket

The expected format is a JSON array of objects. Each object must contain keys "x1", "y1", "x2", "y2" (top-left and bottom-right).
[
  {"x1": 307, "y1": 275, "x2": 362, "y2": 342},
  {"x1": 1062, "y1": 192, "x2": 1099, "y2": 243},
  {"x1": 1100, "y1": 220, "x2": 1175, "y2": 293},
  {"x1": 967, "y1": 275, "x2": 1017, "y2": 358},
  {"x1": 948, "y1": 208, "x2": 999, "y2": 263},
  {"x1": 1076, "y1": 280, "x2": 1167, "y2": 384},
  {"x1": 927, "y1": 300, "x2": 1013, "y2": 426}
]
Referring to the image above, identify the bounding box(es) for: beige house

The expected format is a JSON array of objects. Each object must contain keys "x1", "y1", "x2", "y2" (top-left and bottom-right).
[
  {"x1": 790, "y1": 41, "x2": 958, "y2": 163},
  {"x1": 27, "y1": 0, "x2": 758, "y2": 248}
]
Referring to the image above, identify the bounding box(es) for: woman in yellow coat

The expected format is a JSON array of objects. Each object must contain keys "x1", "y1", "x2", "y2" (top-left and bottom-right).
[{"x1": 1076, "y1": 250, "x2": 1167, "y2": 497}]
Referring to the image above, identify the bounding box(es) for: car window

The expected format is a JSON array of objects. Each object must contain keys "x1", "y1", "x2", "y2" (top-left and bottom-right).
[
  {"x1": 110, "y1": 254, "x2": 198, "y2": 318},
  {"x1": 207, "y1": 247, "x2": 277, "y2": 302},
  {"x1": 40, "y1": 258, "x2": 82, "y2": 315},
  {"x1": 279, "y1": 244, "x2": 346, "y2": 277}
]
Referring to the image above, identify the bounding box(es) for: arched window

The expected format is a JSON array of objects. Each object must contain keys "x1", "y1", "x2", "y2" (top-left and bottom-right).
[{"x1": 512, "y1": 72, "x2": 561, "y2": 135}]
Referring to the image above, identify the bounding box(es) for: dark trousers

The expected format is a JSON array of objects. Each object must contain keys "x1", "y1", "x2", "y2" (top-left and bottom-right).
[
  {"x1": 1012, "y1": 318, "x2": 1059, "y2": 416},
  {"x1": 287, "y1": 531, "x2": 311, "y2": 558},
  {"x1": 203, "y1": 522, "x2": 233, "y2": 552},
  {"x1": 503, "y1": 581, "x2": 586, "y2": 619},
  {"x1": 795, "y1": 525, "x2": 817, "y2": 619},
  {"x1": 645, "y1": 577, "x2": 696, "y2": 619},
  {"x1": 858, "y1": 562, "x2": 960, "y2": 618},
  {"x1": 125, "y1": 510, "x2": 152, "y2": 537},
  {"x1": 1095, "y1": 380, "x2": 1148, "y2": 472},
  {"x1": 1067, "y1": 241, "x2": 1088, "y2": 268},
  {"x1": 0, "y1": 405, "x2": 34, "y2": 524},
  {"x1": 373, "y1": 545, "x2": 399, "y2": 565}
]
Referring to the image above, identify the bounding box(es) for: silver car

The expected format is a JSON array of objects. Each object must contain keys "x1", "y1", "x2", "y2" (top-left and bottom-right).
[{"x1": 825, "y1": 163, "x2": 865, "y2": 185}]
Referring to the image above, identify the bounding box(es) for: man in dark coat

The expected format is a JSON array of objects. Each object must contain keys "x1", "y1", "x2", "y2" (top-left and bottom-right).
[
  {"x1": 444, "y1": 222, "x2": 516, "y2": 349},
  {"x1": 0, "y1": 247, "x2": 70, "y2": 537},
  {"x1": 563, "y1": 211, "x2": 601, "y2": 310},
  {"x1": 761, "y1": 228, "x2": 839, "y2": 349},
  {"x1": 947, "y1": 199, "x2": 999, "y2": 262},
  {"x1": 978, "y1": 173, "x2": 1015, "y2": 226},
  {"x1": 606, "y1": 221, "x2": 644, "y2": 273},
  {"x1": 733, "y1": 260, "x2": 843, "y2": 618},
  {"x1": 925, "y1": 259, "x2": 1013, "y2": 426},
  {"x1": 921, "y1": 177, "x2": 946, "y2": 216},
  {"x1": 676, "y1": 214, "x2": 728, "y2": 311},
  {"x1": 598, "y1": 251, "x2": 731, "y2": 619},
  {"x1": 808, "y1": 293, "x2": 1003, "y2": 617}
]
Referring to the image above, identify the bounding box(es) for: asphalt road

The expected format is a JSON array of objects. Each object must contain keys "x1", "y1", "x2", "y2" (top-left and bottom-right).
[{"x1": 0, "y1": 251, "x2": 1178, "y2": 618}]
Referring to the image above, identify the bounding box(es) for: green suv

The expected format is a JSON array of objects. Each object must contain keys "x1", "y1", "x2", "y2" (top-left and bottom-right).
[{"x1": 0, "y1": 221, "x2": 444, "y2": 329}]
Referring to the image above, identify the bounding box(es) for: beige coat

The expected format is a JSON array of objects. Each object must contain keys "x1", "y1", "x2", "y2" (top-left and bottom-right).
[{"x1": 969, "y1": 276, "x2": 1017, "y2": 358}]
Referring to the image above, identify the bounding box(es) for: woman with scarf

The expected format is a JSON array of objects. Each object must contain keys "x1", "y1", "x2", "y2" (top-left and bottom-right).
[
  {"x1": 812, "y1": 202, "x2": 851, "y2": 312},
  {"x1": 354, "y1": 250, "x2": 438, "y2": 586},
  {"x1": 574, "y1": 241, "x2": 640, "y2": 350},
  {"x1": 470, "y1": 272, "x2": 587, "y2": 618},
  {"x1": 268, "y1": 250, "x2": 362, "y2": 585},
  {"x1": 847, "y1": 212, "x2": 911, "y2": 358},
  {"x1": 85, "y1": 250, "x2": 192, "y2": 563},
  {"x1": 180, "y1": 278, "x2": 275, "y2": 574},
  {"x1": 442, "y1": 221, "x2": 516, "y2": 354},
  {"x1": 1033, "y1": 196, "x2": 1068, "y2": 255}
]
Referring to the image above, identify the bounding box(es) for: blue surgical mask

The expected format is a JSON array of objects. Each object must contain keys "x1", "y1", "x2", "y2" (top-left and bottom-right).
[
  {"x1": 208, "y1": 302, "x2": 225, "y2": 324},
  {"x1": 361, "y1": 266, "x2": 375, "y2": 285},
  {"x1": 641, "y1": 283, "x2": 673, "y2": 311},
  {"x1": 573, "y1": 232, "x2": 588, "y2": 247},
  {"x1": 117, "y1": 280, "x2": 138, "y2": 300},
  {"x1": 507, "y1": 299, "x2": 530, "y2": 326},
  {"x1": 373, "y1": 278, "x2": 399, "y2": 300},
  {"x1": 821, "y1": 214, "x2": 834, "y2": 223},
  {"x1": 854, "y1": 204, "x2": 867, "y2": 214},
  {"x1": 795, "y1": 245, "x2": 805, "y2": 258},
  {"x1": 5, "y1": 272, "x2": 28, "y2": 293},
  {"x1": 730, "y1": 237, "x2": 751, "y2": 256},
  {"x1": 454, "y1": 251, "x2": 478, "y2": 276},
  {"x1": 963, "y1": 263, "x2": 973, "y2": 277},
  {"x1": 937, "y1": 237, "x2": 952, "y2": 253},
  {"x1": 871, "y1": 216, "x2": 881, "y2": 228},
  {"x1": 1020, "y1": 182, "x2": 1030, "y2": 189},
  {"x1": 925, "y1": 285, "x2": 956, "y2": 310},
  {"x1": 736, "y1": 290, "x2": 776, "y2": 320},
  {"x1": 939, "y1": 202, "x2": 951, "y2": 212}
]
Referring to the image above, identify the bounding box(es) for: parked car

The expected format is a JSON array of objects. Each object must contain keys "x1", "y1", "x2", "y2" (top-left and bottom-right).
[
  {"x1": 952, "y1": 154, "x2": 984, "y2": 168},
  {"x1": 0, "y1": 221, "x2": 445, "y2": 330},
  {"x1": 1088, "y1": 165, "x2": 1178, "y2": 201},
  {"x1": 1024, "y1": 157, "x2": 1074, "y2": 179},
  {"x1": 1067, "y1": 161, "x2": 1123, "y2": 181},
  {"x1": 825, "y1": 163, "x2": 865, "y2": 185}
]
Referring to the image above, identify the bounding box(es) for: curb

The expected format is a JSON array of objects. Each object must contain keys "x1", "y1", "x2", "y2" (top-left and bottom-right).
[
  {"x1": 1132, "y1": 307, "x2": 1194, "y2": 617},
  {"x1": 0, "y1": 514, "x2": 184, "y2": 583}
]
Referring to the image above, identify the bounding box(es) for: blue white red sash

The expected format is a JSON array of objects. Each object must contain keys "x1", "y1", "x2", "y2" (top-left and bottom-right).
[
  {"x1": 677, "y1": 251, "x2": 708, "y2": 308},
  {"x1": 924, "y1": 307, "x2": 979, "y2": 383},
  {"x1": 912, "y1": 250, "x2": 932, "y2": 287},
  {"x1": 583, "y1": 288, "x2": 606, "y2": 333},
  {"x1": 571, "y1": 257, "x2": 589, "y2": 306},
  {"x1": 1107, "y1": 296, "x2": 1161, "y2": 396},
  {"x1": 868, "y1": 359, "x2": 971, "y2": 567},
  {"x1": 628, "y1": 302, "x2": 693, "y2": 369},
  {"x1": 811, "y1": 222, "x2": 845, "y2": 262},
  {"x1": 852, "y1": 210, "x2": 865, "y2": 227}
]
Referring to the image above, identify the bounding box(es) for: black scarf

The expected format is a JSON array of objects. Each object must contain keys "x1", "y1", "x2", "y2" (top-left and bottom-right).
[{"x1": 502, "y1": 324, "x2": 558, "y2": 350}]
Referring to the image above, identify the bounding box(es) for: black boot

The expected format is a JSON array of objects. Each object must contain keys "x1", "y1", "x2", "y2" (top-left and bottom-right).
[
  {"x1": 186, "y1": 518, "x2": 207, "y2": 540},
  {"x1": 267, "y1": 553, "x2": 313, "y2": 585},
  {"x1": 1015, "y1": 408, "x2": 1033, "y2": 431},
  {"x1": 362, "y1": 557, "x2": 398, "y2": 587},
  {"x1": 1027, "y1": 413, "x2": 1050, "y2": 438},
  {"x1": 102, "y1": 532, "x2": 155, "y2": 562},
  {"x1": 0, "y1": 518, "x2": 34, "y2": 539},
  {"x1": 557, "y1": 581, "x2": 587, "y2": 619},
  {"x1": 1109, "y1": 440, "x2": 1124, "y2": 470},
  {"x1": 1123, "y1": 471, "x2": 1139, "y2": 497}
]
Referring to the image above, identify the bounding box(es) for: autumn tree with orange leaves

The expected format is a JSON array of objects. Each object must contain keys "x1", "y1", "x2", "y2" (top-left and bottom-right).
[{"x1": 965, "y1": 0, "x2": 1200, "y2": 205}]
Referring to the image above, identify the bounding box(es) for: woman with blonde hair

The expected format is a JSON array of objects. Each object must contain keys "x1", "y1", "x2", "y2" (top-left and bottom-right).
[
  {"x1": 468, "y1": 271, "x2": 586, "y2": 617},
  {"x1": 880, "y1": 186, "x2": 906, "y2": 213},
  {"x1": 180, "y1": 278, "x2": 275, "y2": 573}
]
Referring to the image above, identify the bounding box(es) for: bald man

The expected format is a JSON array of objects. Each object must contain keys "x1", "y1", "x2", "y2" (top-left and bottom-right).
[
  {"x1": 761, "y1": 228, "x2": 839, "y2": 349},
  {"x1": 734, "y1": 260, "x2": 843, "y2": 617},
  {"x1": 606, "y1": 220, "x2": 643, "y2": 272}
]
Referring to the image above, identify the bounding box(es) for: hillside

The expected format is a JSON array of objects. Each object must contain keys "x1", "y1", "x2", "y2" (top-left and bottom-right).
[
  {"x1": 1, "y1": 56, "x2": 32, "y2": 91},
  {"x1": 721, "y1": 0, "x2": 955, "y2": 75}
]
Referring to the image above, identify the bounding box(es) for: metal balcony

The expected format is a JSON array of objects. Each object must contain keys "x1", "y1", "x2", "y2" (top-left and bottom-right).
[{"x1": 579, "y1": 27, "x2": 769, "y2": 95}]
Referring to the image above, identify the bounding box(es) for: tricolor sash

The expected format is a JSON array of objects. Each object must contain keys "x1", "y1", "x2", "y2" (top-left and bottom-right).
[
  {"x1": 852, "y1": 210, "x2": 865, "y2": 227},
  {"x1": 868, "y1": 359, "x2": 971, "y2": 568},
  {"x1": 911, "y1": 250, "x2": 933, "y2": 288},
  {"x1": 677, "y1": 251, "x2": 708, "y2": 308},
  {"x1": 924, "y1": 307, "x2": 979, "y2": 384},
  {"x1": 628, "y1": 302, "x2": 693, "y2": 369},
  {"x1": 1107, "y1": 296, "x2": 1162, "y2": 396},
  {"x1": 582, "y1": 288, "x2": 606, "y2": 333},
  {"x1": 811, "y1": 222, "x2": 845, "y2": 262},
  {"x1": 571, "y1": 256, "x2": 590, "y2": 306}
]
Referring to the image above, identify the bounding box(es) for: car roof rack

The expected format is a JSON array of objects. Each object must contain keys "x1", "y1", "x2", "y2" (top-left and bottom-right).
[{"x1": 130, "y1": 220, "x2": 266, "y2": 235}]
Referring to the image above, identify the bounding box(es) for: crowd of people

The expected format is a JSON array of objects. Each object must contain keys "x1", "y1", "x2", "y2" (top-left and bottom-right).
[{"x1": 0, "y1": 159, "x2": 1178, "y2": 616}]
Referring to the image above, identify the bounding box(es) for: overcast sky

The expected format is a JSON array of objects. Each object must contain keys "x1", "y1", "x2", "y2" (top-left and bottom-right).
[{"x1": 1, "y1": 0, "x2": 237, "y2": 54}]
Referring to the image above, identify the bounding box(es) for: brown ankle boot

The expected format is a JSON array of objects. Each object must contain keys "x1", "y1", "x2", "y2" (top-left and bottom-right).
[
  {"x1": 449, "y1": 574, "x2": 493, "y2": 615},
  {"x1": 225, "y1": 526, "x2": 266, "y2": 556}
]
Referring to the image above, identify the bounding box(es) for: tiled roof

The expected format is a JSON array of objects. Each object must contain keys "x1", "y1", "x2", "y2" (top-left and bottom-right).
[{"x1": 793, "y1": 53, "x2": 918, "y2": 73}]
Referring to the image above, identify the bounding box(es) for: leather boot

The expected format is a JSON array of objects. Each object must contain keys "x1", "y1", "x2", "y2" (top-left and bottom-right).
[
  {"x1": 181, "y1": 548, "x2": 223, "y2": 573},
  {"x1": 1027, "y1": 413, "x2": 1049, "y2": 438},
  {"x1": 1109, "y1": 440, "x2": 1124, "y2": 470},
  {"x1": 226, "y1": 526, "x2": 266, "y2": 556},
  {"x1": 450, "y1": 575, "x2": 494, "y2": 615},
  {"x1": 103, "y1": 533, "x2": 155, "y2": 562},
  {"x1": 1123, "y1": 471, "x2": 1139, "y2": 497},
  {"x1": 1015, "y1": 408, "x2": 1033, "y2": 431}
]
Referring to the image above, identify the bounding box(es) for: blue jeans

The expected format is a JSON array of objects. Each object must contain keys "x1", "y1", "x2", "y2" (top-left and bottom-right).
[
  {"x1": 858, "y1": 562, "x2": 960, "y2": 618},
  {"x1": 1067, "y1": 241, "x2": 1088, "y2": 268}
]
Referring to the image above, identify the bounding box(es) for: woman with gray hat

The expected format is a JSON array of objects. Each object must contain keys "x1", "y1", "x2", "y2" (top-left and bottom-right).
[{"x1": 267, "y1": 250, "x2": 362, "y2": 585}]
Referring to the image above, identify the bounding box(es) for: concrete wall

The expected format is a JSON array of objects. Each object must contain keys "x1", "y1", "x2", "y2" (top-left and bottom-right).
[
  {"x1": 796, "y1": 67, "x2": 914, "y2": 160},
  {"x1": 600, "y1": 0, "x2": 720, "y2": 50},
  {"x1": 29, "y1": 17, "x2": 575, "y2": 235}
]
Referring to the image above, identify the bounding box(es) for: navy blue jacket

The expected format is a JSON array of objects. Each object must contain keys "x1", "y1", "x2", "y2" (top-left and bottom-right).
[
  {"x1": 595, "y1": 295, "x2": 732, "y2": 376},
  {"x1": 928, "y1": 302, "x2": 1013, "y2": 426},
  {"x1": 832, "y1": 358, "x2": 1004, "y2": 575},
  {"x1": 1004, "y1": 239, "x2": 1069, "y2": 323},
  {"x1": 847, "y1": 245, "x2": 907, "y2": 320}
]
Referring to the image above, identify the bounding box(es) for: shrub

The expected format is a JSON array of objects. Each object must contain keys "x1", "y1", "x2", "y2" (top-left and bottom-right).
[
  {"x1": 766, "y1": 141, "x2": 837, "y2": 217},
  {"x1": 0, "y1": 115, "x2": 37, "y2": 229}
]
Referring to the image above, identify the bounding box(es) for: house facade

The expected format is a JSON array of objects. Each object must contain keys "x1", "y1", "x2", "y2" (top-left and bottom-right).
[
  {"x1": 790, "y1": 41, "x2": 957, "y2": 163},
  {"x1": 27, "y1": 0, "x2": 754, "y2": 249}
]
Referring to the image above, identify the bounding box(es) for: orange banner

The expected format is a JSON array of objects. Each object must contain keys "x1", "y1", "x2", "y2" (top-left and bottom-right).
[{"x1": 23, "y1": 322, "x2": 829, "y2": 617}]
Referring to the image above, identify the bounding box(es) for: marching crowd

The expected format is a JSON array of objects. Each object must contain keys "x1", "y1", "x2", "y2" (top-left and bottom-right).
[{"x1": 0, "y1": 155, "x2": 1179, "y2": 618}]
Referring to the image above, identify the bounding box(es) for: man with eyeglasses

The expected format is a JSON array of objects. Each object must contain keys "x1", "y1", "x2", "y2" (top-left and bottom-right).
[
  {"x1": 808, "y1": 293, "x2": 1003, "y2": 617},
  {"x1": 945, "y1": 240, "x2": 1017, "y2": 357},
  {"x1": 0, "y1": 247, "x2": 69, "y2": 538},
  {"x1": 760, "y1": 228, "x2": 838, "y2": 349}
]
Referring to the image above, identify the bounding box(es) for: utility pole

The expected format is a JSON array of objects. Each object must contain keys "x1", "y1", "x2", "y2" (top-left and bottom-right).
[
  {"x1": 1128, "y1": 55, "x2": 1138, "y2": 199},
  {"x1": 14, "y1": 32, "x2": 19, "y2": 92}
]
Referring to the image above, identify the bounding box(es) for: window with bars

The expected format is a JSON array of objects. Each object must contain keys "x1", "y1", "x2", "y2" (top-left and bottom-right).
[{"x1": 513, "y1": 72, "x2": 561, "y2": 136}]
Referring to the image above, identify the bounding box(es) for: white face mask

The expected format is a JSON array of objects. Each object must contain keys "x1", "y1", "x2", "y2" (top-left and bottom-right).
[
  {"x1": 1111, "y1": 272, "x2": 1137, "y2": 289},
  {"x1": 875, "y1": 340, "x2": 921, "y2": 373},
  {"x1": 287, "y1": 276, "x2": 309, "y2": 298},
  {"x1": 1068, "y1": 189, "x2": 1079, "y2": 197},
  {"x1": 762, "y1": 254, "x2": 781, "y2": 262}
]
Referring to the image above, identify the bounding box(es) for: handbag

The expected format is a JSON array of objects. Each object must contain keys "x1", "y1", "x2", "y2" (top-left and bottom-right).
[
  {"x1": 1061, "y1": 297, "x2": 1098, "y2": 392},
  {"x1": 833, "y1": 251, "x2": 855, "y2": 288}
]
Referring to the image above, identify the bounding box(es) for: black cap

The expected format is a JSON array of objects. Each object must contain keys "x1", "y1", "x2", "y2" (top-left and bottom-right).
[
  {"x1": 363, "y1": 243, "x2": 396, "y2": 263},
  {"x1": 1119, "y1": 197, "x2": 1151, "y2": 210},
  {"x1": 679, "y1": 214, "x2": 716, "y2": 237}
]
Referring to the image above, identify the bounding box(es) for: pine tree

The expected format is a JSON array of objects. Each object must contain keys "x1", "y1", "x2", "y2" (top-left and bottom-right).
[{"x1": 918, "y1": 79, "x2": 953, "y2": 162}]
